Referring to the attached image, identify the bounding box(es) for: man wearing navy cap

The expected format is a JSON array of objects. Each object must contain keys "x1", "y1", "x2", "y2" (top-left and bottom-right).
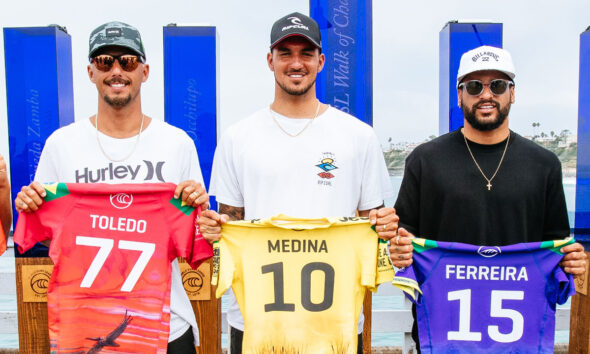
[{"x1": 198, "y1": 11, "x2": 397, "y2": 354}]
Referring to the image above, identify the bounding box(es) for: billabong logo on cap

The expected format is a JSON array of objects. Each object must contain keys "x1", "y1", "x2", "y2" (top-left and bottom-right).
[
  {"x1": 472, "y1": 51, "x2": 500, "y2": 62},
  {"x1": 283, "y1": 16, "x2": 309, "y2": 32},
  {"x1": 477, "y1": 246, "x2": 501, "y2": 258}
]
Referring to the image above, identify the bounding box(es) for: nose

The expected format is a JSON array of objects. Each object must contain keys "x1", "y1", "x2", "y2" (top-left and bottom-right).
[
  {"x1": 289, "y1": 54, "x2": 304, "y2": 70},
  {"x1": 479, "y1": 85, "x2": 494, "y2": 99},
  {"x1": 110, "y1": 59, "x2": 124, "y2": 74}
]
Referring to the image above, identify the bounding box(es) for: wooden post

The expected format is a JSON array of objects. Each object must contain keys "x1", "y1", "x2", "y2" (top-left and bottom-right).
[
  {"x1": 362, "y1": 291, "x2": 372, "y2": 353},
  {"x1": 569, "y1": 251, "x2": 590, "y2": 354},
  {"x1": 15, "y1": 257, "x2": 52, "y2": 353}
]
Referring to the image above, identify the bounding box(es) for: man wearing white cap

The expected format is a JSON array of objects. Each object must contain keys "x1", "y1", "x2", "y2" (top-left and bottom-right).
[{"x1": 389, "y1": 45, "x2": 587, "y2": 352}]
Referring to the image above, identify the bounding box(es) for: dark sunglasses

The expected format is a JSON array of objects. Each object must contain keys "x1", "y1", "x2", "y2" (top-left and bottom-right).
[
  {"x1": 90, "y1": 54, "x2": 143, "y2": 72},
  {"x1": 459, "y1": 79, "x2": 513, "y2": 96}
]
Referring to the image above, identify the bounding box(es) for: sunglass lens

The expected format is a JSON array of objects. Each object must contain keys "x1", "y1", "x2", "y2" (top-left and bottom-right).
[
  {"x1": 93, "y1": 56, "x2": 115, "y2": 72},
  {"x1": 465, "y1": 81, "x2": 484, "y2": 96},
  {"x1": 119, "y1": 56, "x2": 139, "y2": 71},
  {"x1": 490, "y1": 80, "x2": 508, "y2": 95}
]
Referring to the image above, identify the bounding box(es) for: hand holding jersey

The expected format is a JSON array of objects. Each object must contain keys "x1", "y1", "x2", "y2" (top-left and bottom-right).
[
  {"x1": 197, "y1": 207, "x2": 399, "y2": 244},
  {"x1": 390, "y1": 45, "x2": 587, "y2": 277}
]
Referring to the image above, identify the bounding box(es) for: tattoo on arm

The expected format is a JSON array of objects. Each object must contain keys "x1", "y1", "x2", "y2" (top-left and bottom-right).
[{"x1": 219, "y1": 203, "x2": 245, "y2": 221}]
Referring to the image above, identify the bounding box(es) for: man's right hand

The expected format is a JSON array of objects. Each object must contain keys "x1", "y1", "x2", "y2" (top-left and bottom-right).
[
  {"x1": 389, "y1": 227, "x2": 415, "y2": 268},
  {"x1": 197, "y1": 209, "x2": 229, "y2": 244},
  {"x1": 15, "y1": 182, "x2": 46, "y2": 213}
]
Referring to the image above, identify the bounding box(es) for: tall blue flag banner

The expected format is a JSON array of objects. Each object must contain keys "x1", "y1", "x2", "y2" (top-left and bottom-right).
[
  {"x1": 310, "y1": 0, "x2": 373, "y2": 125},
  {"x1": 163, "y1": 25, "x2": 218, "y2": 210},
  {"x1": 439, "y1": 21, "x2": 502, "y2": 134},
  {"x1": 576, "y1": 27, "x2": 590, "y2": 246},
  {"x1": 3, "y1": 26, "x2": 74, "y2": 231}
]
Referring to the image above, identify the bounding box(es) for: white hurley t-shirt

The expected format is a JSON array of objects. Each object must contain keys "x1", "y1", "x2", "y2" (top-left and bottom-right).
[
  {"x1": 210, "y1": 106, "x2": 394, "y2": 332},
  {"x1": 35, "y1": 118, "x2": 204, "y2": 343}
]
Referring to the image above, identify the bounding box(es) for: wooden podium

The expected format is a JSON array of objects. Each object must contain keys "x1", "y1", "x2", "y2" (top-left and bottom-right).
[{"x1": 15, "y1": 257, "x2": 221, "y2": 354}]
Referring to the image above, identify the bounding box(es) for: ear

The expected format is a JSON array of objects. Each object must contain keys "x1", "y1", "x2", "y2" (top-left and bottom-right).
[
  {"x1": 141, "y1": 63, "x2": 150, "y2": 83},
  {"x1": 457, "y1": 89, "x2": 463, "y2": 107},
  {"x1": 510, "y1": 86, "x2": 515, "y2": 103},
  {"x1": 317, "y1": 52, "x2": 325, "y2": 73},
  {"x1": 88, "y1": 64, "x2": 96, "y2": 83},
  {"x1": 267, "y1": 52, "x2": 274, "y2": 71}
]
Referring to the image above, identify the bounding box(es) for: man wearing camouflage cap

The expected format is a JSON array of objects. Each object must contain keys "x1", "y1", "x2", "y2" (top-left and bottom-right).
[{"x1": 15, "y1": 21, "x2": 209, "y2": 352}]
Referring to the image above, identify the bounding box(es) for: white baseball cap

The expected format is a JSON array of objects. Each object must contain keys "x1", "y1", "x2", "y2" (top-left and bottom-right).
[{"x1": 456, "y1": 45, "x2": 515, "y2": 86}]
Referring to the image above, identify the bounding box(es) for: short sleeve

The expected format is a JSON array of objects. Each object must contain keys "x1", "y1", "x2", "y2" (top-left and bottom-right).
[
  {"x1": 34, "y1": 134, "x2": 60, "y2": 182},
  {"x1": 548, "y1": 266, "x2": 576, "y2": 305},
  {"x1": 166, "y1": 200, "x2": 212, "y2": 269},
  {"x1": 358, "y1": 131, "x2": 394, "y2": 211},
  {"x1": 209, "y1": 129, "x2": 244, "y2": 207},
  {"x1": 182, "y1": 135, "x2": 205, "y2": 185},
  {"x1": 394, "y1": 151, "x2": 421, "y2": 236},
  {"x1": 212, "y1": 240, "x2": 235, "y2": 298},
  {"x1": 542, "y1": 160, "x2": 570, "y2": 240},
  {"x1": 13, "y1": 184, "x2": 72, "y2": 253}
]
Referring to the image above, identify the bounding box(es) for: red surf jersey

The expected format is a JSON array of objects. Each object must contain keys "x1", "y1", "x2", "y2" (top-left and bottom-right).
[{"x1": 14, "y1": 183, "x2": 212, "y2": 353}]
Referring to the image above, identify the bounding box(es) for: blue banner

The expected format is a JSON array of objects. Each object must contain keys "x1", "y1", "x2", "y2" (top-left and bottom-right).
[
  {"x1": 163, "y1": 26, "x2": 218, "y2": 210},
  {"x1": 439, "y1": 22, "x2": 502, "y2": 134},
  {"x1": 575, "y1": 27, "x2": 590, "y2": 246},
  {"x1": 310, "y1": 0, "x2": 373, "y2": 125},
  {"x1": 4, "y1": 26, "x2": 74, "y2": 256}
]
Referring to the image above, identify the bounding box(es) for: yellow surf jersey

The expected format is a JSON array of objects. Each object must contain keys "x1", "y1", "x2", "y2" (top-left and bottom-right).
[{"x1": 212, "y1": 215, "x2": 394, "y2": 354}]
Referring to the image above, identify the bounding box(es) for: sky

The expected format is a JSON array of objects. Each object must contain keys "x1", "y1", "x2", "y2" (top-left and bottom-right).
[{"x1": 1, "y1": 0, "x2": 589, "y2": 173}]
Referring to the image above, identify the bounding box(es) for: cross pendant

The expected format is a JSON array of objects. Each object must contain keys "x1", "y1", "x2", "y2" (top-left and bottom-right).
[{"x1": 486, "y1": 182, "x2": 492, "y2": 191}]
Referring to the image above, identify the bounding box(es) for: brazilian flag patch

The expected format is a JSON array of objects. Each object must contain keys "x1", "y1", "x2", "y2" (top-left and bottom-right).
[
  {"x1": 412, "y1": 238, "x2": 438, "y2": 253},
  {"x1": 169, "y1": 197, "x2": 195, "y2": 216},
  {"x1": 43, "y1": 183, "x2": 70, "y2": 202}
]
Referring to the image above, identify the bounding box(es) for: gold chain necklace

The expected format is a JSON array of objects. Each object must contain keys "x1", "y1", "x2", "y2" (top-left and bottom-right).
[
  {"x1": 270, "y1": 101, "x2": 321, "y2": 137},
  {"x1": 463, "y1": 131, "x2": 510, "y2": 191},
  {"x1": 96, "y1": 114, "x2": 145, "y2": 162}
]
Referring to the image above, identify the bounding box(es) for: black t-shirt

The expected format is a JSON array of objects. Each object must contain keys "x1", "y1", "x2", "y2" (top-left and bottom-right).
[{"x1": 395, "y1": 128, "x2": 570, "y2": 246}]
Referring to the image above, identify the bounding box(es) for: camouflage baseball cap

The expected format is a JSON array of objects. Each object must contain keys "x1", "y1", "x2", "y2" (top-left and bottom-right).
[{"x1": 88, "y1": 21, "x2": 146, "y2": 61}]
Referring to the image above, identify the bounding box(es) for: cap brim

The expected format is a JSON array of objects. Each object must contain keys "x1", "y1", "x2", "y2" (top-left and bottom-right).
[
  {"x1": 457, "y1": 70, "x2": 515, "y2": 87},
  {"x1": 270, "y1": 33, "x2": 321, "y2": 49},
  {"x1": 89, "y1": 43, "x2": 145, "y2": 60}
]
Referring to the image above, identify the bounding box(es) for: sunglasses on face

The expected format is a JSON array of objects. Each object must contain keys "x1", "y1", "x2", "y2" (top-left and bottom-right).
[
  {"x1": 90, "y1": 54, "x2": 142, "y2": 72},
  {"x1": 459, "y1": 79, "x2": 513, "y2": 96}
]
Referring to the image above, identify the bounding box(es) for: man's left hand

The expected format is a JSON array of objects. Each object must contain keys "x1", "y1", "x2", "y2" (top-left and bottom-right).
[
  {"x1": 174, "y1": 180, "x2": 209, "y2": 210},
  {"x1": 560, "y1": 242, "x2": 588, "y2": 276},
  {"x1": 368, "y1": 207, "x2": 399, "y2": 241}
]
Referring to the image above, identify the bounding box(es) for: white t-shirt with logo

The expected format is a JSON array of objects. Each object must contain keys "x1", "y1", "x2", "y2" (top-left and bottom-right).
[
  {"x1": 209, "y1": 106, "x2": 394, "y2": 332},
  {"x1": 35, "y1": 118, "x2": 203, "y2": 343}
]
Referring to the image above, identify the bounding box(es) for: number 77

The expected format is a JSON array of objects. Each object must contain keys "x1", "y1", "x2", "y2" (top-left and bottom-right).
[{"x1": 76, "y1": 236, "x2": 156, "y2": 292}]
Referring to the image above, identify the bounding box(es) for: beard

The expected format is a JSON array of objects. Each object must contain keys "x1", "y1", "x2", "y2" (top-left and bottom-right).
[
  {"x1": 275, "y1": 72, "x2": 316, "y2": 96},
  {"x1": 103, "y1": 93, "x2": 132, "y2": 107},
  {"x1": 463, "y1": 99, "x2": 510, "y2": 131},
  {"x1": 102, "y1": 77, "x2": 133, "y2": 107}
]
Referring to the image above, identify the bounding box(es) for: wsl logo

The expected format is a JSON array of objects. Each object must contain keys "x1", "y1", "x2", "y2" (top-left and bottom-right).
[
  {"x1": 477, "y1": 246, "x2": 501, "y2": 258},
  {"x1": 110, "y1": 193, "x2": 133, "y2": 209},
  {"x1": 75, "y1": 161, "x2": 165, "y2": 183}
]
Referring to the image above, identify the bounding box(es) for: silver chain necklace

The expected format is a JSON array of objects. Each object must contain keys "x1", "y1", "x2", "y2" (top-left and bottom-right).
[
  {"x1": 95, "y1": 114, "x2": 145, "y2": 162},
  {"x1": 270, "y1": 101, "x2": 321, "y2": 137},
  {"x1": 463, "y1": 131, "x2": 510, "y2": 191}
]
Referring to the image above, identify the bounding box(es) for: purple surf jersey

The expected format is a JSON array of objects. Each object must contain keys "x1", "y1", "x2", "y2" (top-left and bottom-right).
[{"x1": 393, "y1": 238, "x2": 576, "y2": 354}]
